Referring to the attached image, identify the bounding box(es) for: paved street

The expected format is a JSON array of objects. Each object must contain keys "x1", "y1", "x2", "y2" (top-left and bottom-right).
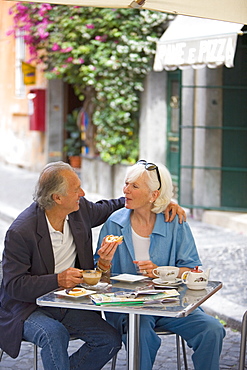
[
  {"x1": 0, "y1": 326, "x2": 244, "y2": 369},
  {"x1": 0, "y1": 162, "x2": 246, "y2": 369}
]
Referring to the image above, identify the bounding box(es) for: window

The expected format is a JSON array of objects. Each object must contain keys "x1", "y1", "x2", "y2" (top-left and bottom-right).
[{"x1": 15, "y1": 30, "x2": 25, "y2": 98}]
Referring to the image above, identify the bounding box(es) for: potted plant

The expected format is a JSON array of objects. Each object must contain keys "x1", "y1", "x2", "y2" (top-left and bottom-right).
[{"x1": 64, "y1": 109, "x2": 82, "y2": 168}]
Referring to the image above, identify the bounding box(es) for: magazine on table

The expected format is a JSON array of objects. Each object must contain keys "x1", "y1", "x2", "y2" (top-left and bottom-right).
[{"x1": 90, "y1": 289, "x2": 179, "y2": 306}]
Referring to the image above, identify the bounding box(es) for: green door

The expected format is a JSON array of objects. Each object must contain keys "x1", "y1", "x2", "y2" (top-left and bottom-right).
[
  {"x1": 221, "y1": 32, "x2": 247, "y2": 209},
  {"x1": 166, "y1": 71, "x2": 181, "y2": 189}
]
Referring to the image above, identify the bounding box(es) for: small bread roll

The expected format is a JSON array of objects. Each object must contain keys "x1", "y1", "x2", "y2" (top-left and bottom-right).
[{"x1": 105, "y1": 235, "x2": 123, "y2": 243}]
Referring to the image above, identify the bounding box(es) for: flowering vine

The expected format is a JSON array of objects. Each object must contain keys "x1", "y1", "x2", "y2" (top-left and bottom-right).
[{"x1": 8, "y1": 3, "x2": 169, "y2": 164}]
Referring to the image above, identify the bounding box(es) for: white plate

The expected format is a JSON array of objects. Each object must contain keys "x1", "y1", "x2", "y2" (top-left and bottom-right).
[
  {"x1": 54, "y1": 288, "x2": 96, "y2": 298},
  {"x1": 111, "y1": 274, "x2": 148, "y2": 283},
  {"x1": 80, "y1": 282, "x2": 109, "y2": 290},
  {"x1": 152, "y1": 278, "x2": 182, "y2": 287}
]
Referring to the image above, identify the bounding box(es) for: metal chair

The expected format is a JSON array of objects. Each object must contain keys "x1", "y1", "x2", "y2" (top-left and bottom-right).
[
  {"x1": 0, "y1": 344, "x2": 38, "y2": 369},
  {"x1": 239, "y1": 310, "x2": 247, "y2": 370},
  {"x1": 0, "y1": 333, "x2": 81, "y2": 369},
  {"x1": 111, "y1": 329, "x2": 188, "y2": 370}
]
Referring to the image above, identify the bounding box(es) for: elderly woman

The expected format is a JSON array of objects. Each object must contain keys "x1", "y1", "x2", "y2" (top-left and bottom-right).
[{"x1": 95, "y1": 159, "x2": 225, "y2": 370}]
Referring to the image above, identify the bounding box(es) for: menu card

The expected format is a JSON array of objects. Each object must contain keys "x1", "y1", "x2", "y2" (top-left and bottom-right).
[{"x1": 90, "y1": 289, "x2": 179, "y2": 306}]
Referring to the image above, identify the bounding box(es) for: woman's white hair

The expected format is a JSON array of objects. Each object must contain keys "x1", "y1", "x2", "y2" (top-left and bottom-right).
[{"x1": 125, "y1": 161, "x2": 173, "y2": 214}]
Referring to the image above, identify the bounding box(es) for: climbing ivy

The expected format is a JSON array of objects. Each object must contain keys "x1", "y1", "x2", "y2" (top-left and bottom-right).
[{"x1": 9, "y1": 3, "x2": 169, "y2": 164}]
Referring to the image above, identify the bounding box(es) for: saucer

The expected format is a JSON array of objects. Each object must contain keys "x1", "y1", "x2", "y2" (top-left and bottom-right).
[
  {"x1": 80, "y1": 282, "x2": 109, "y2": 290},
  {"x1": 152, "y1": 278, "x2": 182, "y2": 287},
  {"x1": 110, "y1": 274, "x2": 148, "y2": 283}
]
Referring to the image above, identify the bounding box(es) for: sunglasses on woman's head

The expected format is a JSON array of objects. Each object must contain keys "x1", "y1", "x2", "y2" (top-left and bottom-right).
[{"x1": 137, "y1": 159, "x2": 162, "y2": 190}]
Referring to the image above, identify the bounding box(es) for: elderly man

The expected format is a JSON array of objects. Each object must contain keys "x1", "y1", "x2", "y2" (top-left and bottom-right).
[{"x1": 0, "y1": 161, "x2": 185, "y2": 369}]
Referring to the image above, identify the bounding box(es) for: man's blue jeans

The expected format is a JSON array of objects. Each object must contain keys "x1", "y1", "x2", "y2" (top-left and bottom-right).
[{"x1": 23, "y1": 306, "x2": 122, "y2": 370}]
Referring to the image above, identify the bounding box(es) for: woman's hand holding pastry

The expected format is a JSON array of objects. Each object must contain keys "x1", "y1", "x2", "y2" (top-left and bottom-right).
[{"x1": 97, "y1": 235, "x2": 123, "y2": 270}]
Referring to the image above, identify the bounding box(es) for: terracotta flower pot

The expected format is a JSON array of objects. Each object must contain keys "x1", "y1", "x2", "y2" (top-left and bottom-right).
[{"x1": 69, "y1": 156, "x2": 81, "y2": 168}]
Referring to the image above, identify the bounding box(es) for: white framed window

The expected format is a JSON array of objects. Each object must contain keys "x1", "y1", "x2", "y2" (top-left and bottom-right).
[{"x1": 15, "y1": 30, "x2": 26, "y2": 98}]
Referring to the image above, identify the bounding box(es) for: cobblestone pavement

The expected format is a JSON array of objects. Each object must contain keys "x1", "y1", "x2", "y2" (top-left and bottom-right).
[
  {"x1": 189, "y1": 219, "x2": 247, "y2": 308},
  {"x1": 0, "y1": 327, "x2": 245, "y2": 369}
]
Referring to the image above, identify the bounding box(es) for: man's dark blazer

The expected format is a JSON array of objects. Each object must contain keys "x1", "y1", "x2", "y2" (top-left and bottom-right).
[{"x1": 0, "y1": 196, "x2": 124, "y2": 358}]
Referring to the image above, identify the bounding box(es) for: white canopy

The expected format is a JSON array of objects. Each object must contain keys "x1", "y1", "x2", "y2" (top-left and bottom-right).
[
  {"x1": 153, "y1": 15, "x2": 244, "y2": 71},
  {"x1": 18, "y1": 0, "x2": 247, "y2": 25}
]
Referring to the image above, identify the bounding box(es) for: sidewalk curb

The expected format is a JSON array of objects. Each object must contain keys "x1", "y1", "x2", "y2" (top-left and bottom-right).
[
  {"x1": 0, "y1": 201, "x2": 20, "y2": 224},
  {"x1": 202, "y1": 296, "x2": 245, "y2": 332}
]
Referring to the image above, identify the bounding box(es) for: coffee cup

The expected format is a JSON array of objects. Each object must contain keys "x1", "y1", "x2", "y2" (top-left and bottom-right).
[
  {"x1": 152, "y1": 266, "x2": 179, "y2": 282},
  {"x1": 82, "y1": 270, "x2": 102, "y2": 285}
]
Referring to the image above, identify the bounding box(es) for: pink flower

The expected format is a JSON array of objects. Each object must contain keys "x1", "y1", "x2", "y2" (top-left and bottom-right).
[
  {"x1": 95, "y1": 35, "x2": 108, "y2": 42},
  {"x1": 28, "y1": 45, "x2": 38, "y2": 57},
  {"x1": 67, "y1": 57, "x2": 73, "y2": 62},
  {"x1": 17, "y1": 14, "x2": 29, "y2": 24},
  {"x1": 51, "y1": 67, "x2": 60, "y2": 75},
  {"x1": 61, "y1": 46, "x2": 73, "y2": 53},
  {"x1": 86, "y1": 24, "x2": 95, "y2": 29},
  {"x1": 37, "y1": 27, "x2": 49, "y2": 39},
  {"x1": 24, "y1": 34, "x2": 35, "y2": 44},
  {"x1": 73, "y1": 58, "x2": 84, "y2": 64},
  {"x1": 6, "y1": 29, "x2": 14, "y2": 36},
  {"x1": 51, "y1": 43, "x2": 60, "y2": 51},
  {"x1": 37, "y1": 4, "x2": 52, "y2": 16},
  {"x1": 15, "y1": 4, "x2": 29, "y2": 13}
]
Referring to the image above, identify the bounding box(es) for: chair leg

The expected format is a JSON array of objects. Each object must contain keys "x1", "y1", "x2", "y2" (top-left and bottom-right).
[
  {"x1": 34, "y1": 344, "x2": 38, "y2": 370},
  {"x1": 0, "y1": 344, "x2": 38, "y2": 369},
  {"x1": 176, "y1": 334, "x2": 182, "y2": 370},
  {"x1": 181, "y1": 337, "x2": 188, "y2": 370},
  {"x1": 111, "y1": 353, "x2": 117, "y2": 370},
  {"x1": 176, "y1": 334, "x2": 188, "y2": 370},
  {"x1": 110, "y1": 333, "x2": 188, "y2": 370},
  {"x1": 239, "y1": 311, "x2": 247, "y2": 370}
]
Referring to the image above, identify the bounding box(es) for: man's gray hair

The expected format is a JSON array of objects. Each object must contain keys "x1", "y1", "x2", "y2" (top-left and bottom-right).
[{"x1": 33, "y1": 161, "x2": 75, "y2": 210}]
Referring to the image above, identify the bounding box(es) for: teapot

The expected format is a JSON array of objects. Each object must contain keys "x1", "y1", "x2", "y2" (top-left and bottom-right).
[{"x1": 181, "y1": 266, "x2": 210, "y2": 290}]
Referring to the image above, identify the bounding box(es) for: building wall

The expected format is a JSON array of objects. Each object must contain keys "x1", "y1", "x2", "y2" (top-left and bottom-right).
[
  {"x1": 0, "y1": 0, "x2": 47, "y2": 171},
  {"x1": 139, "y1": 70, "x2": 168, "y2": 164},
  {"x1": 46, "y1": 79, "x2": 65, "y2": 164},
  {"x1": 81, "y1": 156, "x2": 128, "y2": 198}
]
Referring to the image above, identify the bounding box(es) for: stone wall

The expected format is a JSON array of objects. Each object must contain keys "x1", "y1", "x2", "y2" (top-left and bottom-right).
[{"x1": 81, "y1": 156, "x2": 129, "y2": 199}]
